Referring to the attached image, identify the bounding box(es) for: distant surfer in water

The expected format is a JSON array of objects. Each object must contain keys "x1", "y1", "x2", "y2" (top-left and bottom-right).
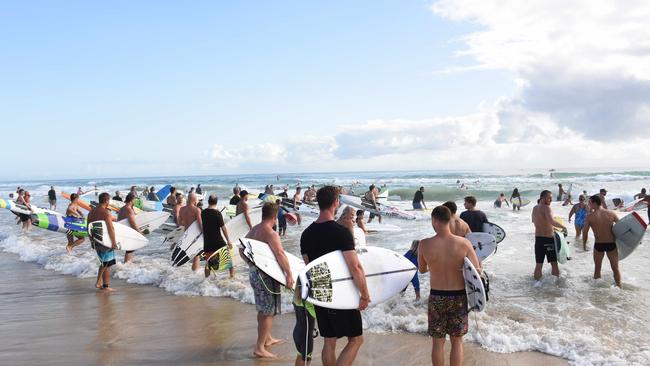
[
  {"x1": 300, "y1": 186, "x2": 369, "y2": 366},
  {"x1": 418, "y1": 205, "x2": 481, "y2": 366},
  {"x1": 365, "y1": 185, "x2": 382, "y2": 224},
  {"x1": 179, "y1": 193, "x2": 203, "y2": 271},
  {"x1": 582, "y1": 195, "x2": 621, "y2": 286},
  {"x1": 243, "y1": 202, "x2": 294, "y2": 359},
  {"x1": 510, "y1": 188, "x2": 522, "y2": 211},
  {"x1": 442, "y1": 201, "x2": 471, "y2": 237},
  {"x1": 568, "y1": 195, "x2": 589, "y2": 249},
  {"x1": 531, "y1": 190, "x2": 567, "y2": 281},
  {"x1": 65, "y1": 193, "x2": 85, "y2": 253},
  {"x1": 493, "y1": 193, "x2": 510, "y2": 208},
  {"x1": 117, "y1": 193, "x2": 142, "y2": 263},
  {"x1": 412, "y1": 186, "x2": 427, "y2": 210},
  {"x1": 87, "y1": 193, "x2": 117, "y2": 291},
  {"x1": 633, "y1": 188, "x2": 647, "y2": 200},
  {"x1": 557, "y1": 184, "x2": 566, "y2": 201}
]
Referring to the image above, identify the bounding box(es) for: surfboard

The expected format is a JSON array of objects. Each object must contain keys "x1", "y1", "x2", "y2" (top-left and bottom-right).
[
  {"x1": 339, "y1": 194, "x2": 416, "y2": 220},
  {"x1": 622, "y1": 198, "x2": 648, "y2": 212},
  {"x1": 553, "y1": 231, "x2": 570, "y2": 264},
  {"x1": 510, "y1": 197, "x2": 531, "y2": 207},
  {"x1": 286, "y1": 212, "x2": 298, "y2": 226},
  {"x1": 206, "y1": 246, "x2": 234, "y2": 273},
  {"x1": 613, "y1": 212, "x2": 647, "y2": 260},
  {"x1": 463, "y1": 257, "x2": 486, "y2": 312},
  {"x1": 31, "y1": 213, "x2": 87, "y2": 237},
  {"x1": 134, "y1": 198, "x2": 163, "y2": 212},
  {"x1": 298, "y1": 246, "x2": 416, "y2": 310},
  {"x1": 61, "y1": 192, "x2": 101, "y2": 212},
  {"x1": 170, "y1": 221, "x2": 203, "y2": 266},
  {"x1": 353, "y1": 227, "x2": 366, "y2": 248},
  {"x1": 364, "y1": 222, "x2": 402, "y2": 233},
  {"x1": 466, "y1": 232, "x2": 498, "y2": 261},
  {"x1": 117, "y1": 211, "x2": 170, "y2": 235},
  {"x1": 88, "y1": 220, "x2": 149, "y2": 251},
  {"x1": 0, "y1": 199, "x2": 60, "y2": 216},
  {"x1": 483, "y1": 222, "x2": 506, "y2": 244},
  {"x1": 156, "y1": 185, "x2": 173, "y2": 201},
  {"x1": 239, "y1": 238, "x2": 305, "y2": 289},
  {"x1": 222, "y1": 208, "x2": 263, "y2": 266},
  {"x1": 163, "y1": 226, "x2": 185, "y2": 247},
  {"x1": 280, "y1": 198, "x2": 320, "y2": 216}
]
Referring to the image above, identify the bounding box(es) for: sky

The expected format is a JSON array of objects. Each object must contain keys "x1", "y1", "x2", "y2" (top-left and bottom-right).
[{"x1": 1, "y1": 0, "x2": 649, "y2": 180}]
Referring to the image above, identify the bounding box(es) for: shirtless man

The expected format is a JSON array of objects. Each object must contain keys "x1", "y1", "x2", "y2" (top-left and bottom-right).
[
  {"x1": 242, "y1": 202, "x2": 294, "y2": 358},
  {"x1": 293, "y1": 187, "x2": 303, "y2": 225},
  {"x1": 65, "y1": 193, "x2": 86, "y2": 253},
  {"x1": 87, "y1": 193, "x2": 118, "y2": 291},
  {"x1": 365, "y1": 185, "x2": 382, "y2": 224},
  {"x1": 236, "y1": 190, "x2": 253, "y2": 229},
  {"x1": 166, "y1": 187, "x2": 177, "y2": 206},
  {"x1": 117, "y1": 193, "x2": 142, "y2": 263},
  {"x1": 531, "y1": 190, "x2": 567, "y2": 280},
  {"x1": 633, "y1": 188, "x2": 647, "y2": 200},
  {"x1": 15, "y1": 189, "x2": 32, "y2": 230},
  {"x1": 418, "y1": 205, "x2": 481, "y2": 366},
  {"x1": 598, "y1": 188, "x2": 608, "y2": 209},
  {"x1": 582, "y1": 195, "x2": 621, "y2": 286},
  {"x1": 442, "y1": 201, "x2": 471, "y2": 237},
  {"x1": 179, "y1": 193, "x2": 203, "y2": 271},
  {"x1": 172, "y1": 193, "x2": 183, "y2": 225}
]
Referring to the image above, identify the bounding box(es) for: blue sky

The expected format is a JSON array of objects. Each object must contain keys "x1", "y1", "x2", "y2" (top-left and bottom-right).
[{"x1": 2, "y1": 1, "x2": 648, "y2": 179}]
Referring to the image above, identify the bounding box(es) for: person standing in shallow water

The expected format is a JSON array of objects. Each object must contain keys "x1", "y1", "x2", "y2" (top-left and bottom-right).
[
  {"x1": 568, "y1": 195, "x2": 589, "y2": 249},
  {"x1": 117, "y1": 193, "x2": 142, "y2": 263},
  {"x1": 48, "y1": 186, "x2": 57, "y2": 210},
  {"x1": 582, "y1": 195, "x2": 621, "y2": 286},
  {"x1": 87, "y1": 193, "x2": 117, "y2": 291},
  {"x1": 65, "y1": 193, "x2": 86, "y2": 253},
  {"x1": 531, "y1": 190, "x2": 567, "y2": 281}
]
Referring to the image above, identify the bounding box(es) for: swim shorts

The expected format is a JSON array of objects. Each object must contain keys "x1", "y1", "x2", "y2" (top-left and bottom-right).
[
  {"x1": 428, "y1": 289, "x2": 468, "y2": 338},
  {"x1": 535, "y1": 236, "x2": 557, "y2": 263},
  {"x1": 293, "y1": 303, "x2": 316, "y2": 361},
  {"x1": 413, "y1": 202, "x2": 423, "y2": 210},
  {"x1": 594, "y1": 242, "x2": 617, "y2": 252},
  {"x1": 95, "y1": 244, "x2": 116, "y2": 267},
  {"x1": 249, "y1": 265, "x2": 280, "y2": 316},
  {"x1": 18, "y1": 213, "x2": 30, "y2": 222},
  {"x1": 314, "y1": 306, "x2": 362, "y2": 338}
]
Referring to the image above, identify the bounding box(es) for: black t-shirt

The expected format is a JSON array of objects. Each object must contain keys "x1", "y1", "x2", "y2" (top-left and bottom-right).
[
  {"x1": 48, "y1": 189, "x2": 56, "y2": 200},
  {"x1": 413, "y1": 190, "x2": 423, "y2": 203},
  {"x1": 229, "y1": 196, "x2": 241, "y2": 205},
  {"x1": 459, "y1": 210, "x2": 488, "y2": 233},
  {"x1": 300, "y1": 221, "x2": 355, "y2": 261},
  {"x1": 201, "y1": 208, "x2": 226, "y2": 251},
  {"x1": 112, "y1": 195, "x2": 123, "y2": 202}
]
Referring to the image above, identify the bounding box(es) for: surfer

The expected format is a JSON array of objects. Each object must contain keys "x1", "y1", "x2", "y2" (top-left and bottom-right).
[
  {"x1": 633, "y1": 188, "x2": 647, "y2": 200},
  {"x1": 165, "y1": 187, "x2": 176, "y2": 205},
  {"x1": 117, "y1": 193, "x2": 142, "y2": 263},
  {"x1": 598, "y1": 188, "x2": 608, "y2": 209},
  {"x1": 402, "y1": 240, "x2": 421, "y2": 301},
  {"x1": 300, "y1": 186, "x2": 370, "y2": 366},
  {"x1": 582, "y1": 195, "x2": 621, "y2": 286},
  {"x1": 510, "y1": 188, "x2": 522, "y2": 211},
  {"x1": 65, "y1": 193, "x2": 86, "y2": 253},
  {"x1": 229, "y1": 186, "x2": 241, "y2": 205},
  {"x1": 48, "y1": 186, "x2": 56, "y2": 210},
  {"x1": 531, "y1": 190, "x2": 567, "y2": 281},
  {"x1": 236, "y1": 190, "x2": 253, "y2": 230},
  {"x1": 557, "y1": 184, "x2": 566, "y2": 201},
  {"x1": 129, "y1": 186, "x2": 138, "y2": 198},
  {"x1": 293, "y1": 187, "x2": 302, "y2": 225},
  {"x1": 147, "y1": 187, "x2": 158, "y2": 201},
  {"x1": 442, "y1": 201, "x2": 471, "y2": 237},
  {"x1": 568, "y1": 195, "x2": 589, "y2": 249},
  {"x1": 87, "y1": 193, "x2": 117, "y2": 291},
  {"x1": 77, "y1": 187, "x2": 84, "y2": 195},
  {"x1": 643, "y1": 195, "x2": 650, "y2": 223},
  {"x1": 172, "y1": 193, "x2": 183, "y2": 225},
  {"x1": 412, "y1": 187, "x2": 427, "y2": 210},
  {"x1": 195, "y1": 184, "x2": 202, "y2": 195},
  {"x1": 278, "y1": 187, "x2": 289, "y2": 198},
  {"x1": 355, "y1": 210, "x2": 368, "y2": 233},
  {"x1": 459, "y1": 196, "x2": 487, "y2": 233},
  {"x1": 202, "y1": 195, "x2": 234, "y2": 278},
  {"x1": 15, "y1": 189, "x2": 32, "y2": 230},
  {"x1": 493, "y1": 193, "x2": 510, "y2": 209},
  {"x1": 243, "y1": 202, "x2": 294, "y2": 359},
  {"x1": 276, "y1": 199, "x2": 288, "y2": 236},
  {"x1": 179, "y1": 193, "x2": 203, "y2": 271},
  {"x1": 365, "y1": 185, "x2": 382, "y2": 224},
  {"x1": 113, "y1": 191, "x2": 123, "y2": 202},
  {"x1": 418, "y1": 205, "x2": 481, "y2": 366}
]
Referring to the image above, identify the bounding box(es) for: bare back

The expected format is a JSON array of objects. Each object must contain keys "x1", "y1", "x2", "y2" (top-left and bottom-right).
[
  {"x1": 449, "y1": 216, "x2": 471, "y2": 237},
  {"x1": 246, "y1": 222, "x2": 279, "y2": 245},
  {"x1": 236, "y1": 200, "x2": 248, "y2": 216},
  {"x1": 179, "y1": 205, "x2": 200, "y2": 229},
  {"x1": 419, "y1": 234, "x2": 476, "y2": 291},
  {"x1": 532, "y1": 204, "x2": 555, "y2": 237},
  {"x1": 586, "y1": 209, "x2": 618, "y2": 243}
]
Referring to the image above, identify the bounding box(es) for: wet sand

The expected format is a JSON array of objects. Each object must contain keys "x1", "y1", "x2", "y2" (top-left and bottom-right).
[{"x1": 0, "y1": 252, "x2": 567, "y2": 366}]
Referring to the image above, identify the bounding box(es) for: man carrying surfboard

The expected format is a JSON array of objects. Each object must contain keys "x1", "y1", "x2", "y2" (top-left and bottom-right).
[
  {"x1": 582, "y1": 195, "x2": 621, "y2": 286},
  {"x1": 300, "y1": 185, "x2": 370, "y2": 366},
  {"x1": 117, "y1": 193, "x2": 142, "y2": 263},
  {"x1": 87, "y1": 193, "x2": 118, "y2": 292},
  {"x1": 236, "y1": 190, "x2": 253, "y2": 230},
  {"x1": 202, "y1": 195, "x2": 234, "y2": 278},
  {"x1": 178, "y1": 193, "x2": 203, "y2": 271},
  {"x1": 418, "y1": 205, "x2": 481, "y2": 366},
  {"x1": 244, "y1": 202, "x2": 294, "y2": 359},
  {"x1": 531, "y1": 190, "x2": 567, "y2": 281},
  {"x1": 364, "y1": 185, "x2": 382, "y2": 224},
  {"x1": 65, "y1": 193, "x2": 86, "y2": 253}
]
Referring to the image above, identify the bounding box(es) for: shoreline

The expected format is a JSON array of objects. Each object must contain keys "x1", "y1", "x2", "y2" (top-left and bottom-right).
[{"x1": 0, "y1": 251, "x2": 568, "y2": 365}]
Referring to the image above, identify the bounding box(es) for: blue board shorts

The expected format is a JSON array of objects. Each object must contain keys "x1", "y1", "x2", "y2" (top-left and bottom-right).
[{"x1": 94, "y1": 241, "x2": 116, "y2": 267}]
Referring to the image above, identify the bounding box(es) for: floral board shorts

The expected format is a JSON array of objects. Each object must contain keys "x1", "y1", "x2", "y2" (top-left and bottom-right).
[
  {"x1": 249, "y1": 265, "x2": 280, "y2": 316},
  {"x1": 428, "y1": 289, "x2": 468, "y2": 338}
]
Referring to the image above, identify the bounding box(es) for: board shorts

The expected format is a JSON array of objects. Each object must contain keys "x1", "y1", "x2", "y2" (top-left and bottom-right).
[
  {"x1": 249, "y1": 265, "x2": 280, "y2": 316},
  {"x1": 413, "y1": 202, "x2": 423, "y2": 210},
  {"x1": 94, "y1": 244, "x2": 116, "y2": 267},
  {"x1": 535, "y1": 236, "x2": 557, "y2": 263},
  {"x1": 493, "y1": 199, "x2": 502, "y2": 208},
  {"x1": 293, "y1": 303, "x2": 316, "y2": 361},
  {"x1": 205, "y1": 246, "x2": 233, "y2": 271},
  {"x1": 314, "y1": 306, "x2": 362, "y2": 338},
  {"x1": 594, "y1": 242, "x2": 617, "y2": 253},
  {"x1": 18, "y1": 213, "x2": 30, "y2": 222},
  {"x1": 49, "y1": 199, "x2": 56, "y2": 205},
  {"x1": 428, "y1": 289, "x2": 468, "y2": 338}
]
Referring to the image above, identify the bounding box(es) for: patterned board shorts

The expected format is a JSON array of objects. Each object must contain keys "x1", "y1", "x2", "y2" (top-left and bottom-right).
[
  {"x1": 249, "y1": 265, "x2": 280, "y2": 316},
  {"x1": 428, "y1": 289, "x2": 468, "y2": 338},
  {"x1": 94, "y1": 244, "x2": 116, "y2": 267}
]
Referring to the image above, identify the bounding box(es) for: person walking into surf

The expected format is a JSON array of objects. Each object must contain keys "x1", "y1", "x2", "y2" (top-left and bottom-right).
[
  {"x1": 582, "y1": 195, "x2": 621, "y2": 286},
  {"x1": 568, "y1": 195, "x2": 589, "y2": 249},
  {"x1": 531, "y1": 190, "x2": 567, "y2": 281},
  {"x1": 412, "y1": 186, "x2": 427, "y2": 210},
  {"x1": 65, "y1": 193, "x2": 86, "y2": 253},
  {"x1": 459, "y1": 196, "x2": 487, "y2": 233},
  {"x1": 510, "y1": 188, "x2": 522, "y2": 211},
  {"x1": 442, "y1": 201, "x2": 471, "y2": 237},
  {"x1": 179, "y1": 193, "x2": 203, "y2": 271},
  {"x1": 87, "y1": 193, "x2": 117, "y2": 291},
  {"x1": 117, "y1": 193, "x2": 142, "y2": 263}
]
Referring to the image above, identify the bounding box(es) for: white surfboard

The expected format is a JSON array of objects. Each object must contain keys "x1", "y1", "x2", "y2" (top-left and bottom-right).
[
  {"x1": 164, "y1": 226, "x2": 185, "y2": 247},
  {"x1": 88, "y1": 220, "x2": 149, "y2": 251},
  {"x1": 622, "y1": 198, "x2": 648, "y2": 212},
  {"x1": 465, "y1": 232, "x2": 497, "y2": 261},
  {"x1": 298, "y1": 246, "x2": 416, "y2": 310},
  {"x1": 339, "y1": 194, "x2": 416, "y2": 220},
  {"x1": 510, "y1": 197, "x2": 531, "y2": 207},
  {"x1": 463, "y1": 257, "x2": 486, "y2": 312},
  {"x1": 239, "y1": 238, "x2": 305, "y2": 289},
  {"x1": 170, "y1": 221, "x2": 203, "y2": 267},
  {"x1": 118, "y1": 211, "x2": 170, "y2": 235},
  {"x1": 364, "y1": 222, "x2": 402, "y2": 233},
  {"x1": 223, "y1": 208, "x2": 263, "y2": 266},
  {"x1": 613, "y1": 212, "x2": 647, "y2": 260},
  {"x1": 353, "y1": 227, "x2": 367, "y2": 248},
  {"x1": 553, "y1": 231, "x2": 570, "y2": 264},
  {"x1": 483, "y1": 222, "x2": 506, "y2": 244}
]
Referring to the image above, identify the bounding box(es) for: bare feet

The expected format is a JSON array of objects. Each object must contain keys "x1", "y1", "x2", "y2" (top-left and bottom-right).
[
  {"x1": 254, "y1": 349, "x2": 277, "y2": 358},
  {"x1": 95, "y1": 282, "x2": 103, "y2": 289},
  {"x1": 204, "y1": 266, "x2": 211, "y2": 278},
  {"x1": 265, "y1": 337, "x2": 284, "y2": 347},
  {"x1": 100, "y1": 286, "x2": 116, "y2": 292},
  {"x1": 66, "y1": 244, "x2": 73, "y2": 254}
]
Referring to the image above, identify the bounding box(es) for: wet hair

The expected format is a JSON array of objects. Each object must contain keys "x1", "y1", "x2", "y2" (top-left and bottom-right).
[
  {"x1": 115, "y1": 190, "x2": 120, "y2": 195},
  {"x1": 431, "y1": 205, "x2": 451, "y2": 223},
  {"x1": 464, "y1": 196, "x2": 477, "y2": 206},
  {"x1": 340, "y1": 206, "x2": 354, "y2": 217},
  {"x1": 369, "y1": 184, "x2": 376, "y2": 191},
  {"x1": 540, "y1": 190, "x2": 552, "y2": 199},
  {"x1": 125, "y1": 193, "x2": 135, "y2": 203},
  {"x1": 18, "y1": 189, "x2": 24, "y2": 194},
  {"x1": 70, "y1": 193, "x2": 79, "y2": 202},
  {"x1": 262, "y1": 202, "x2": 279, "y2": 220},
  {"x1": 356, "y1": 209, "x2": 364, "y2": 217},
  {"x1": 232, "y1": 186, "x2": 240, "y2": 194},
  {"x1": 589, "y1": 194, "x2": 602, "y2": 206},
  {"x1": 208, "y1": 195, "x2": 218, "y2": 206},
  {"x1": 296, "y1": 186, "x2": 302, "y2": 192},
  {"x1": 98, "y1": 192, "x2": 110, "y2": 204},
  {"x1": 150, "y1": 186, "x2": 155, "y2": 191},
  {"x1": 420, "y1": 186, "x2": 424, "y2": 191},
  {"x1": 409, "y1": 240, "x2": 420, "y2": 254},
  {"x1": 316, "y1": 185, "x2": 339, "y2": 210},
  {"x1": 512, "y1": 188, "x2": 520, "y2": 195},
  {"x1": 170, "y1": 187, "x2": 176, "y2": 194},
  {"x1": 240, "y1": 190, "x2": 248, "y2": 198},
  {"x1": 642, "y1": 188, "x2": 647, "y2": 193},
  {"x1": 442, "y1": 201, "x2": 458, "y2": 214}
]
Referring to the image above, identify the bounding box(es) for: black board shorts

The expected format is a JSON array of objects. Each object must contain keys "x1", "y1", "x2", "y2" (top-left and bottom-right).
[
  {"x1": 314, "y1": 305, "x2": 362, "y2": 338},
  {"x1": 535, "y1": 236, "x2": 557, "y2": 263},
  {"x1": 594, "y1": 242, "x2": 616, "y2": 253}
]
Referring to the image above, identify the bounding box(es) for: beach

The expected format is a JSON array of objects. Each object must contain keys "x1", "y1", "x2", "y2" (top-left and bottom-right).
[{"x1": 0, "y1": 251, "x2": 568, "y2": 365}]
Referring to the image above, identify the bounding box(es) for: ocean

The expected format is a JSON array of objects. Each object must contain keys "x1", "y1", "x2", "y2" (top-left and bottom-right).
[{"x1": 1, "y1": 169, "x2": 648, "y2": 365}]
